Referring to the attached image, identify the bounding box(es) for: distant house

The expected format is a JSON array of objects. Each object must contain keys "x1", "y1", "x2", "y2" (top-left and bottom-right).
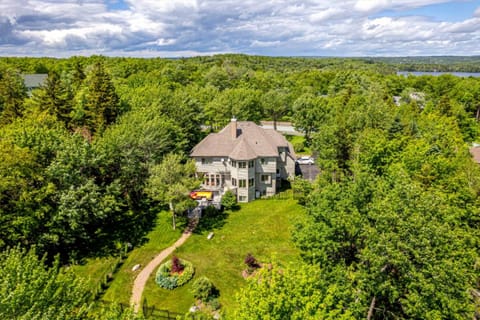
[
  {"x1": 393, "y1": 91, "x2": 425, "y2": 108},
  {"x1": 190, "y1": 118, "x2": 296, "y2": 202},
  {"x1": 22, "y1": 74, "x2": 48, "y2": 95}
]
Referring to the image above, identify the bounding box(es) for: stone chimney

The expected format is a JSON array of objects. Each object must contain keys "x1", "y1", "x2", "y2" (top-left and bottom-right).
[{"x1": 231, "y1": 117, "x2": 237, "y2": 139}]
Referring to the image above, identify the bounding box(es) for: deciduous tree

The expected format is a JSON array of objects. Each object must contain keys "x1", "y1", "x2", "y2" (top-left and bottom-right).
[
  {"x1": 0, "y1": 247, "x2": 91, "y2": 319},
  {"x1": 146, "y1": 154, "x2": 199, "y2": 229}
]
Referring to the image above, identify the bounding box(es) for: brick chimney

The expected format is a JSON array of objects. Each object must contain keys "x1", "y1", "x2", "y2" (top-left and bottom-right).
[{"x1": 231, "y1": 117, "x2": 237, "y2": 139}]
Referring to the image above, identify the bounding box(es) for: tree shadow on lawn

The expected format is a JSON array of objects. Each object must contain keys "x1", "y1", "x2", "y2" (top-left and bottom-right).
[
  {"x1": 193, "y1": 206, "x2": 229, "y2": 235},
  {"x1": 74, "y1": 203, "x2": 172, "y2": 263}
]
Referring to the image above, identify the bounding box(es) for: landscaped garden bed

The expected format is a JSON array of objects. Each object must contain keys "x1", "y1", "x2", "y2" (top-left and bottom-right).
[{"x1": 156, "y1": 256, "x2": 194, "y2": 289}]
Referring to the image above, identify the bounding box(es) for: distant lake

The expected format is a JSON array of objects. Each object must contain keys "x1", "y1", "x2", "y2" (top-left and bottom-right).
[{"x1": 397, "y1": 71, "x2": 480, "y2": 77}]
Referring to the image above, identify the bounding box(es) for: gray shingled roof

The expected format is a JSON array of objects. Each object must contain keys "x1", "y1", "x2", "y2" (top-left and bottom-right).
[
  {"x1": 229, "y1": 137, "x2": 258, "y2": 160},
  {"x1": 22, "y1": 74, "x2": 48, "y2": 89},
  {"x1": 191, "y1": 121, "x2": 295, "y2": 160}
]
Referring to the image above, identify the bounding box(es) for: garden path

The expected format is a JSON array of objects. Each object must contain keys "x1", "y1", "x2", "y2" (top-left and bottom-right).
[{"x1": 130, "y1": 218, "x2": 198, "y2": 313}]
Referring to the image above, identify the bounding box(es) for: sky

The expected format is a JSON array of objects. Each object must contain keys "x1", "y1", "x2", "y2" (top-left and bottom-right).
[{"x1": 1, "y1": 0, "x2": 480, "y2": 57}]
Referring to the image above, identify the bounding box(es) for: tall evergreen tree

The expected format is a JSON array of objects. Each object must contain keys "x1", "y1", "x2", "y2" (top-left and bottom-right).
[
  {"x1": 82, "y1": 62, "x2": 120, "y2": 134},
  {"x1": 29, "y1": 70, "x2": 74, "y2": 126},
  {"x1": 0, "y1": 67, "x2": 27, "y2": 124}
]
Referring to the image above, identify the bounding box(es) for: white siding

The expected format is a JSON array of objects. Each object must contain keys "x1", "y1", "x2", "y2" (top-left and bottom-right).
[
  {"x1": 256, "y1": 157, "x2": 277, "y2": 174},
  {"x1": 257, "y1": 173, "x2": 276, "y2": 196},
  {"x1": 284, "y1": 155, "x2": 296, "y2": 178},
  {"x1": 195, "y1": 157, "x2": 228, "y2": 173},
  {"x1": 193, "y1": 151, "x2": 294, "y2": 202}
]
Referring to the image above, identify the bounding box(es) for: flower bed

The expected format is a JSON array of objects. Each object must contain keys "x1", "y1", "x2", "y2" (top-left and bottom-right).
[{"x1": 155, "y1": 258, "x2": 194, "y2": 290}]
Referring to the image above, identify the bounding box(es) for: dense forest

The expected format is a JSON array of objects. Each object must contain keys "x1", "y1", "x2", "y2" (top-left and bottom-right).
[{"x1": 0, "y1": 55, "x2": 479, "y2": 319}]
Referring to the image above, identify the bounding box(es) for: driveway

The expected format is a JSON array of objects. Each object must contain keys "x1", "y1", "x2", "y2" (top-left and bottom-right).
[
  {"x1": 260, "y1": 121, "x2": 302, "y2": 136},
  {"x1": 296, "y1": 162, "x2": 320, "y2": 181}
]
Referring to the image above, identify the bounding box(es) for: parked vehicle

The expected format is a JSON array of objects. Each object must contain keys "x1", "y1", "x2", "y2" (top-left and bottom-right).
[
  {"x1": 295, "y1": 156, "x2": 314, "y2": 165},
  {"x1": 189, "y1": 190, "x2": 213, "y2": 200}
]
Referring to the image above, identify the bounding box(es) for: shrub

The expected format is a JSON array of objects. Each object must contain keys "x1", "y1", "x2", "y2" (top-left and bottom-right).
[
  {"x1": 221, "y1": 190, "x2": 238, "y2": 210},
  {"x1": 191, "y1": 276, "x2": 214, "y2": 301},
  {"x1": 291, "y1": 177, "x2": 313, "y2": 206},
  {"x1": 155, "y1": 261, "x2": 178, "y2": 289},
  {"x1": 207, "y1": 297, "x2": 221, "y2": 311},
  {"x1": 156, "y1": 272, "x2": 178, "y2": 290},
  {"x1": 171, "y1": 256, "x2": 184, "y2": 273},
  {"x1": 203, "y1": 205, "x2": 220, "y2": 218},
  {"x1": 176, "y1": 259, "x2": 194, "y2": 287},
  {"x1": 292, "y1": 140, "x2": 305, "y2": 153},
  {"x1": 244, "y1": 253, "x2": 260, "y2": 273},
  {"x1": 156, "y1": 258, "x2": 194, "y2": 289}
]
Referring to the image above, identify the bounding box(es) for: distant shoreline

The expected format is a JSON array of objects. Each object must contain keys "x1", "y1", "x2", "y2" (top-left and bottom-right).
[{"x1": 397, "y1": 71, "x2": 480, "y2": 77}]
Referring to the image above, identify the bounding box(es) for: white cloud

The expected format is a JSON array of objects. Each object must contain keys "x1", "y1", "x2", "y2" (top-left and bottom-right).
[
  {"x1": 474, "y1": 6, "x2": 480, "y2": 17},
  {"x1": 18, "y1": 24, "x2": 124, "y2": 47},
  {"x1": 153, "y1": 38, "x2": 177, "y2": 46},
  {"x1": 354, "y1": 0, "x2": 391, "y2": 13},
  {"x1": 250, "y1": 40, "x2": 282, "y2": 48},
  {"x1": 121, "y1": 12, "x2": 167, "y2": 34},
  {"x1": 1, "y1": 0, "x2": 480, "y2": 57},
  {"x1": 125, "y1": 0, "x2": 198, "y2": 15},
  {"x1": 309, "y1": 8, "x2": 346, "y2": 23}
]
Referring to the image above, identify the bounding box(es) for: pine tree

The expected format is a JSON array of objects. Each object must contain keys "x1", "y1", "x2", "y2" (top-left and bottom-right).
[
  {"x1": 0, "y1": 68, "x2": 27, "y2": 124},
  {"x1": 83, "y1": 62, "x2": 120, "y2": 134},
  {"x1": 30, "y1": 70, "x2": 73, "y2": 126}
]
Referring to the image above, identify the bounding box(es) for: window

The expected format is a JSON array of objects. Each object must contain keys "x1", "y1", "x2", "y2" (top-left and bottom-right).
[
  {"x1": 239, "y1": 179, "x2": 246, "y2": 188},
  {"x1": 261, "y1": 158, "x2": 267, "y2": 165},
  {"x1": 201, "y1": 158, "x2": 212, "y2": 165},
  {"x1": 261, "y1": 174, "x2": 270, "y2": 183},
  {"x1": 239, "y1": 196, "x2": 247, "y2": 202},
  {"x1": 231, "y1": 160, "x2": 236, "y2": 168},
  {"x1": 204, "y1": 173, "x2": 222, "y2": 186},
  {"x1": 238, "y1": 161, "x2": 247, "y2": 169},
  {"x1": 248, "y1": 160, "x2": 254, "y2": 168},
  {"x1": 232, "y1": 178, "x2": 237, "y2": 186},
  {"x1": 249, "y1": 178, "x2": 254, "y2": 187}
]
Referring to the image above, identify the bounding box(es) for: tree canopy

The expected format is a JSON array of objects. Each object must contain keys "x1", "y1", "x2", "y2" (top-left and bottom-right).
[{"x1": 0, "y1": 55, "x2": 480, "y2": 318}]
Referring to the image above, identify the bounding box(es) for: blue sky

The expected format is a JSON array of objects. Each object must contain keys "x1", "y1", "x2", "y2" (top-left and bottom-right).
[{"x1": 1, "y1": 0, "x2": 480, "y2": 57}]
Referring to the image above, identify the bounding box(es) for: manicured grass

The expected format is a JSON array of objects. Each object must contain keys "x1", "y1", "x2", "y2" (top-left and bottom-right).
[
  {"x1": 101, "y1": 212, "x2": 184, "y2": 305},
  {"x1": 286, "y1": 134, "x2": 312, "y2": 156},
  {"x1": 142, "y1": 199, "x2": 304, "y2": 315},
  {"x1": 72, "y1": 256, "x2": 118, "y2": 292}
]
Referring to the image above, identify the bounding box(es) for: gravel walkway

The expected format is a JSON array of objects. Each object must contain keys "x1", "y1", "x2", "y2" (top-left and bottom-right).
[{"x1": 130, "y1": 219, "x2": 198, "y2": 313}]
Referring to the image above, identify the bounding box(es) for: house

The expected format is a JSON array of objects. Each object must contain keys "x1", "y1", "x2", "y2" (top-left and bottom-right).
[
  {"x1": 22, "y1": 74, "x2": 48, "y2": 95},
  {"x1": 190, "y1": 118, "x2": 296, "y2": 202}
]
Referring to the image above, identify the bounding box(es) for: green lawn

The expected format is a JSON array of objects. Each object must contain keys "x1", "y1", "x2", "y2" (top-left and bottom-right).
[
  {"x1": 99, "y1": 212, "x2": 184, "y2": 305},
  {"x1": 72, "y1": 256, "x2": 118, "y2": 292},
  {"x1": 142, "y1": 199, "x2": 304, "y2": 316},
  {"x1": 286, "y1": 135, "x2": 312, "y2": 156}
]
